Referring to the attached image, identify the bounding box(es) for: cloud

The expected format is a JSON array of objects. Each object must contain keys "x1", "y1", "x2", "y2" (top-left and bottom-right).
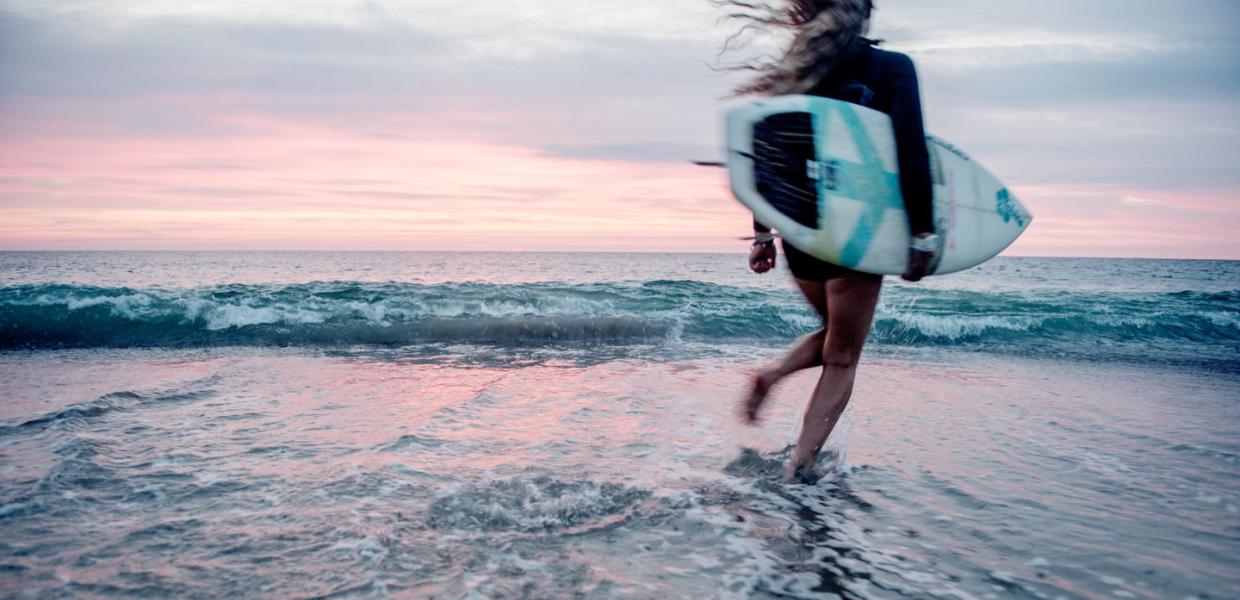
[
  {"x1": 0, "y1": 7, "x2": 737, "y2": 150},
  {"x1": 1, "y1": 0, "x2": 1237, "y2": 256},
  {"x1": 540, "y1": 143, "x2": 721, "y2": 163}
]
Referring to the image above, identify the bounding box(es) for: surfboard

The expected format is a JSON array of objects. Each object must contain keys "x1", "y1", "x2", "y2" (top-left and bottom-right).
[{"x1": 725, "y1": 95, "x2": 1031, "y2": 276}]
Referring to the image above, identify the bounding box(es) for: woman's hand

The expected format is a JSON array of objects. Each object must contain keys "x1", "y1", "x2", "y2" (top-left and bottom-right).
[
  {"x1": 901, "y1": 233, "x2": 938, "y2": 282},
  {"x1": 749, "y1": 241, "x2": 777, "y2": 274}
]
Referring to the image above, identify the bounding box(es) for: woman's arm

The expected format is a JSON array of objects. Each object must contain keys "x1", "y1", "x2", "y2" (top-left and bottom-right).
[
  {"x1": 750, "y1": 218, "x2": 777, "y2": 273},
  {"x1": 886, "y1": 53, "x2": 934, "y2": 237},
  {"x1": 885, "y1": 53, "x2": 936, "y2": 280}
]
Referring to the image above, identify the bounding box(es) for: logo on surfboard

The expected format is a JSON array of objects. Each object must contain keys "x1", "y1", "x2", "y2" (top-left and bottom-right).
[
  {"x1": 995, "y1": 188, "x2": 1027, "y2": 227},
  {"x1": 804, "y1": 159, "x2": 841, "y2": 192}
]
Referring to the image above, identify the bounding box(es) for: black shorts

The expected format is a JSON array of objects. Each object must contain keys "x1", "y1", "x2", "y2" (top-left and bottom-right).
[{"x1": 781, "y1": 240, "x2": 878, "y2": 282}]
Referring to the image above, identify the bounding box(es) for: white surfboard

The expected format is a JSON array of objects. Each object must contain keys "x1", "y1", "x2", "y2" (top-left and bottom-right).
[{"x1": 725, "y1": 95, "x2": 1031, "y2": 276}]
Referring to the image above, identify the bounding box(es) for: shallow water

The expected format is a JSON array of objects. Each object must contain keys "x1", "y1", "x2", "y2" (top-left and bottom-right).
[{"x1": 1, "y1": 253, "x2": 1237, "y2": 598}]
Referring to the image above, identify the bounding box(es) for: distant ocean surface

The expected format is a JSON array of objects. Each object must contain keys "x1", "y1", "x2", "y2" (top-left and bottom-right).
[{"x1": 1, "y1": 252, "x2": 1237, "y2": 598}]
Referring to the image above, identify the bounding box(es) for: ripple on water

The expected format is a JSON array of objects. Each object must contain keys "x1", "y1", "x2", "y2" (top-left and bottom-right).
[
  {"x1": 375, "y1": 434, "x2": 446, "y2": 453},
  {"x1": 6, "y1": 388, "x2": 217, "y2": 436},
  {"x1": 427, "y1": 476, "x2": 651, "y2": 533}
]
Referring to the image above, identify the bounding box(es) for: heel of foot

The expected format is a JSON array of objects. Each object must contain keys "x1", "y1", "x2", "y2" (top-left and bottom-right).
[{"x1": 786, "y1": 464, "x2": 821, "y2": 485}]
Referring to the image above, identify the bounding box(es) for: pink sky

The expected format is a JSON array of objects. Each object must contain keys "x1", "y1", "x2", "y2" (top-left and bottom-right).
[
  {"x1": 0, "y1": 100, "x2": 739, "y2": 251},
  {"x1": 1, "y1": 0, "x2": 1238, "y2": 258}
]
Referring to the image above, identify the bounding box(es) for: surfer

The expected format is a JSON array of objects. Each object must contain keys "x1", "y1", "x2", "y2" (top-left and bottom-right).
[{"x1": 728, "y1": 0, "x2": 937, "y2": 483}]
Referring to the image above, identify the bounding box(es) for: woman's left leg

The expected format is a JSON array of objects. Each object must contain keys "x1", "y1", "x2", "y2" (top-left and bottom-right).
[
  {"x1": 744, "y1": 278, "x2": 829, "y2": 423},
  {"x1": 744, "y1": 329, "x2": 825, "y2": 422}
]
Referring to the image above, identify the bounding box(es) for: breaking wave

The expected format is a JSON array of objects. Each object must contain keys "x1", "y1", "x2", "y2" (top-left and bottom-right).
[{"x1": 1, "y1": 282, "x2": 1236, "y2": 365}]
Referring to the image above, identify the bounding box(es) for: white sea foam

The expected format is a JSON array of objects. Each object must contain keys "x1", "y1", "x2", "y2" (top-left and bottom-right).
[
  {"x1": 1202, "y1": 311, "x2": 1240, "y2": 330},
  {"x1": 200, "y1": 303, "x2": 329, "y2": 331},
  {"x1": 883, "y1": 311, "x2": 1040, "y2": 340}
]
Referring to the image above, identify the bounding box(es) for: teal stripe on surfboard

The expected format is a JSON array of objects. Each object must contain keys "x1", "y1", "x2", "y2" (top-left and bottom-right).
[{"x1": 815, "y1": 101, "x2": 903, "y2": 268}]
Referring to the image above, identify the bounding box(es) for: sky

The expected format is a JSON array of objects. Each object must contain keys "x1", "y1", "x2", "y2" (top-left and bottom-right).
[{"x1": 0, "y1": 0, "x2": 1237, "y2": 257}]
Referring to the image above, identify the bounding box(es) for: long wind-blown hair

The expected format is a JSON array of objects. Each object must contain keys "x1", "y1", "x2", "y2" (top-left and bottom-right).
[{"x1": 716, "y1": 0, "x2": 874, "y2": 96}]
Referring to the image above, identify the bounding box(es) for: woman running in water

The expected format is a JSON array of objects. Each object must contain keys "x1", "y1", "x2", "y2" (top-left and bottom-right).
[{"x1": 726, "y1": 0, "x2": 937, "y2": 483}]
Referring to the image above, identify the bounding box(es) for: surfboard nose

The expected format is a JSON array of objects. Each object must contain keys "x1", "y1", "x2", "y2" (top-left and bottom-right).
[{"x1": 996, "y1": 188, "x2": 1033, "y2": 231}]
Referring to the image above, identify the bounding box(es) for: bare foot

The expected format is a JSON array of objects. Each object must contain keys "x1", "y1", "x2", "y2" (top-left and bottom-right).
[
  {"x1": 783, "y1": 463, "x2": 820, "y2": 485},
  {"x1": 783, "y1": 446, "x2": 821, "y2": 484},
  {"x1": 741, "y1": 371, "x2": 776, "y2": 424}
]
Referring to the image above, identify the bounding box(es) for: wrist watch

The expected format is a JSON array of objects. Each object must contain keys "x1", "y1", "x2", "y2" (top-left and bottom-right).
[{"x1": 911, "y1": 234, "x2": 939, "y2": 253}]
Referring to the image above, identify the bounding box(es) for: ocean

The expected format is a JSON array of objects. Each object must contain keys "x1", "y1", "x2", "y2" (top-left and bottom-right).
[{"x1": 0, "y1": 252, "x2": 1236, "y2": 599}]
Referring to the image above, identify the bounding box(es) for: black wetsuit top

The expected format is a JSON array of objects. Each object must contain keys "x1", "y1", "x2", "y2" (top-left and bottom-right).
[{"x1": 754, "y1": 42, "x2": 934, "y2": 276}]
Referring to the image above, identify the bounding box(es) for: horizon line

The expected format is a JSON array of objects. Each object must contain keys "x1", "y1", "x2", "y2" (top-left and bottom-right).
[{"x1": 0, "y1": 249, "x2": 1236, "y2": 261}]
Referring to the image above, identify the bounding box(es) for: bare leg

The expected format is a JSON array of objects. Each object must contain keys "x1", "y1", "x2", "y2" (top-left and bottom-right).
[
  {"x1": 743, "y1": 329, "x2": 823, "y2": 422},
  {"x1": 743, "y1": 279, "x2": 829, "y2": 423},
  {"x1": 786, "y1": 274, "x2": 882, "y2": 481}
]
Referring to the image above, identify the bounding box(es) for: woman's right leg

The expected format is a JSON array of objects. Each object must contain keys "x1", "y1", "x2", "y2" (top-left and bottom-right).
[{"x1": 786, "y1": 274, "x2": 882, "y2": 481}]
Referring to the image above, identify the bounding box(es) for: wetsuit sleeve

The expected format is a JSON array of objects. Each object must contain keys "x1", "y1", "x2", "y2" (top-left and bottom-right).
[
  {"x1": 753, "y1": 217, "x2": 771, "y2": 234},
  {"x1": 886, "y1": 54, "x2": 935, "y2": 236}
]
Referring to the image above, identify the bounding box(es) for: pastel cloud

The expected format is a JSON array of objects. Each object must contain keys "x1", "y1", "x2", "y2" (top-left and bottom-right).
[
  {"x1": 1, "y1": 0, "x2": 1238, "y2": 257},
  {"x1": 1, "y1": 109, "x2": 735, "y2": 250}
]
